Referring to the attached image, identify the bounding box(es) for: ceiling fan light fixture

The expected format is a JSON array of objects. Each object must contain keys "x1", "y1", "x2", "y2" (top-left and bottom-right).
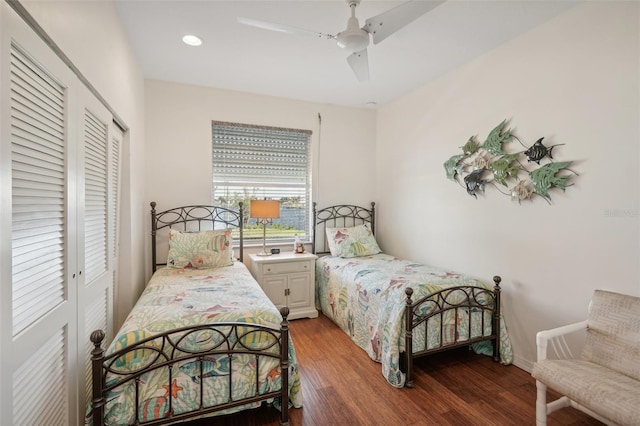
[
  {"x1": 237, "y1": 0, "x2": 444, "y2": 81},
  {"x1": 336, "y1": 29, "x2": 369, "y2": 52},
  {"x1": 182, "y1": 34, "x2": 203, "y2": 46}
]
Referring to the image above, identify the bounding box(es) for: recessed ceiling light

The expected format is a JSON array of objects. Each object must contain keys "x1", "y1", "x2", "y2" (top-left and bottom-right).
[
  {"x1": 365, "y1": 101, "x2": 377, "y2": 106},
  {"x1": 182, "y1": 35, "x2": 202, "y2": 46}
]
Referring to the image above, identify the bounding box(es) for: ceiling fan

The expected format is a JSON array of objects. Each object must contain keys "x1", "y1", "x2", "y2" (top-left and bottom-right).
[{"x1": 238, "y1": 0, "x2": 445, "y2": 82}]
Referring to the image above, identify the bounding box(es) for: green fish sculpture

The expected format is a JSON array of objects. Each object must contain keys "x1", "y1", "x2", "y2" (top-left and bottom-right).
[
  {"x1": 443, "y1": 154, "x2": 466, "y2": 181},
  {"x1": 491, "y1": 154, "x2": 521, "y2": 186},
  {"x1": 461, "y1": 136, "x2": 480, "y2": 156},
  {"x1": 529, "y1": 161, "x2": 573, "y2": 201},
  {"x1": 483, "y1": 120, "x2": 513, "y2": 156}
]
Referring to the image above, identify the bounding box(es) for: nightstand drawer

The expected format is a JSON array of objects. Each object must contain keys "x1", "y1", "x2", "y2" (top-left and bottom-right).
[{"x1": 263, "y1": 260, "x2": 312, "y2": 275}]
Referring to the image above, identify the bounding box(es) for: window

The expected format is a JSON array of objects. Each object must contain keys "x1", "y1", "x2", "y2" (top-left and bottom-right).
[{"x1": 212, "y1": 121, "x2": 312, "y2": 244}]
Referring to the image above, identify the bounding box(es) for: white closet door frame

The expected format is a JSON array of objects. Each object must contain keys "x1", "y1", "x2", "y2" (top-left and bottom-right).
[{"x1": 109, "y1": 123, "x2": 123, "y2": 331}]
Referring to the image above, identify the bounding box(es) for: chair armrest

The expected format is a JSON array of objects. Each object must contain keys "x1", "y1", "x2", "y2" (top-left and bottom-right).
[{"x1": 536, "y1": 320, "x2": 588, "y2": 362}]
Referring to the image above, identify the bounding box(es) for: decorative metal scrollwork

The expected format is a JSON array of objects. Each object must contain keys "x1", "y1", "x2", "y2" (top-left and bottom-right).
[{"x1": 153, "y1": 204, "x2": 242, "y2": 230}]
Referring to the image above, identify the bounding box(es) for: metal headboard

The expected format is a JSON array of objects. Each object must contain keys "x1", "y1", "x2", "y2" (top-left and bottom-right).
[
  {"x1": 150, "y1": 201, "x2": 244, "y2": 272},
  {"x1": 312, "y1": 202, "x2": 375, "y2": 255}
]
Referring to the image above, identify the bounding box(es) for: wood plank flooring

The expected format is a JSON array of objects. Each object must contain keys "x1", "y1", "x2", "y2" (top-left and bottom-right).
[{"x1": 188, "y1": 313, "x2": 603, "y2": 425}]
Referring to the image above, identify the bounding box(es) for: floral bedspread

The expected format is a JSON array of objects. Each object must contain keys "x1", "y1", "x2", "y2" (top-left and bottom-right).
[
  {"x1": 316, "y1": 253, "x2": 513, "y2": 387},
  {"x1": 94, "y1": 262, "x2": 302, "y2": 424}
]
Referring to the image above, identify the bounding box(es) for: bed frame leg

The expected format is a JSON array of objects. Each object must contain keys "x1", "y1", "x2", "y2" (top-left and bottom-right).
[
  {"x1": 90, "y1": 330, "x2": 106, "y2": 426},
  {"x1": 404, "y1": 287, "x2": 414, "y2": 388},
  {"x1": 279, "y1": 307, "x2": 290, "y2": 426},
  {"x1": 492, "y1": 276, "x2": 502, "y2": 362},
  {"x1": 150, "y1": 201, "x2": 157, "y2": 273}
]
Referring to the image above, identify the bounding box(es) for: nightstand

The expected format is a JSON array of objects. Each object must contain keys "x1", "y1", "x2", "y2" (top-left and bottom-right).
[{"x1": 249, "y1": 252, "x2": 318, "y2": 320}]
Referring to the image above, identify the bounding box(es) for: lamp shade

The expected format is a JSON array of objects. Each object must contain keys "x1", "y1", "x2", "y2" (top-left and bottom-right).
[{"x1": 250, "y1": 199, "x2": 280, "y2": 219}]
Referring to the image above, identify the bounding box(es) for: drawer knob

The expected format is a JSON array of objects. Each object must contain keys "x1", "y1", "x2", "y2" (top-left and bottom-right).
[{"x1": 267, "y1": 268, "x2": 271, "y2": 272}]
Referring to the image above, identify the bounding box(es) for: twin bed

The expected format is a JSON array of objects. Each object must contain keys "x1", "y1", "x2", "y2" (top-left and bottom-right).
[
  {"x1": 312, "y1": 202, "x2": 512, "y2": 388},
  {"x1": 88, "y1": 203, "x2": 301, "y2": 425},
  {"x1": 88, "y1": 201, "x2": 512, "y2": 425}
]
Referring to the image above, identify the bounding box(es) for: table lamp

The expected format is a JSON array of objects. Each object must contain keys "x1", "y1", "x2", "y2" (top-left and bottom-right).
[{"x1": 250, "y1": 199, "x2": 280, "y2": 256}]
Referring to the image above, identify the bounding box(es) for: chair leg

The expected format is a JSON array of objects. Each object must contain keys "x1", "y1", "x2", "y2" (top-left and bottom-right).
[{"x1": 536, "y1": 380, "x2": 548, "y2": 426}]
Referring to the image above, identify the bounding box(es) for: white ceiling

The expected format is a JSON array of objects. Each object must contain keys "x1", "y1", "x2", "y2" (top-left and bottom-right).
[{"x1": 115, "y1": 1, "x2": 577, "y2": 108}]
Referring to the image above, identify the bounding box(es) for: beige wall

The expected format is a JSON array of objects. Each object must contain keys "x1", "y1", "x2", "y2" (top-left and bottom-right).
[
  {"x1": 14, "y1": 0, "x2": 640, "y2": 376},
  {"x1": 144, "y1": 79, "x2": 377, "y2": 275},
  {"x1": 19, "y1": 0, "x2": 147, "y2": 327},
  {"x1": 376, "y1": 1, "x2": 640, "y2": 370}
]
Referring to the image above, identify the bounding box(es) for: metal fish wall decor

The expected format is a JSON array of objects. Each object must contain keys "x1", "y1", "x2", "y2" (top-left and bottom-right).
[{"x1": 443, "y1": 120, "x2": 577, "y2": 203}]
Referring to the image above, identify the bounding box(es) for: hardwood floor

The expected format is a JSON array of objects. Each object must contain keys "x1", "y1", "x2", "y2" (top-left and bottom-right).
[{"x1": 188, "y1": 313, "x2": 603, "y2": 425}]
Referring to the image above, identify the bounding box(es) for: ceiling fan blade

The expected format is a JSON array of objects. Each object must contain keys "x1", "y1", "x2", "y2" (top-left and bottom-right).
[
  {"x1": 347, "y1": 49, "x2": 369, "y2": 82},
  {"x1": 237, "y1": 17, "x2": 334, "y2": 40},
  {"x1": 364, "y1": 0, "x2": 446, "y2": 45}
]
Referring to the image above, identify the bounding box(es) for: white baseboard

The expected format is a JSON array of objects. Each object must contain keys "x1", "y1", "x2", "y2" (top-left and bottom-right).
[{"x1": 513, "y1": 355, "x2": 534, "y2": 373}]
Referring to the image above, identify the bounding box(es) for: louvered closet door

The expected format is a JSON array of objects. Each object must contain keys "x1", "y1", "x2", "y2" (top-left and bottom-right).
[
  {"x1": 1, "y1": 8, "x2": 79, "y2": 425},
  {"x1": 1, "y1": 5, "x2": 120, "y2": 425},
  {"x1": 76, "y1": 89, "x2": 119, "y2": 422}
]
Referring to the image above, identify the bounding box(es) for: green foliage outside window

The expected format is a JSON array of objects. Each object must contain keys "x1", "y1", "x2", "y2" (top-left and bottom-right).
[{"x1": 213, "y1": 188, "x2": 306, "y2": 241}]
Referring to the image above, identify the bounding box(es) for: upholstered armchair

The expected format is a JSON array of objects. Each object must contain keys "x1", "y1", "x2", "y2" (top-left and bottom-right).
[{"x1": 532, "y1": 290, "x2": 640, "y2": 426}]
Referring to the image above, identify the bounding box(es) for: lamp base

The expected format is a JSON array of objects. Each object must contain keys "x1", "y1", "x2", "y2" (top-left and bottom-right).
[{"x1": 256, "y1": 223, "x2": 272, "y2": 256}]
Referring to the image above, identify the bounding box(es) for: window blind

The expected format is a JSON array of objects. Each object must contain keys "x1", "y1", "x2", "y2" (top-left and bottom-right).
[{"x1": 212, "y1": 121, "x2": 312, "y2": 242}]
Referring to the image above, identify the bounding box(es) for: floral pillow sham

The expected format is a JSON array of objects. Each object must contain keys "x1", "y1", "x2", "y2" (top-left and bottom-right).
[
  {"x1": 325, "y1": 223, "x2": 381, "y2": 258},
  {"x1": 167, "y1": 229, "x2": 233, "y2": 269}
]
